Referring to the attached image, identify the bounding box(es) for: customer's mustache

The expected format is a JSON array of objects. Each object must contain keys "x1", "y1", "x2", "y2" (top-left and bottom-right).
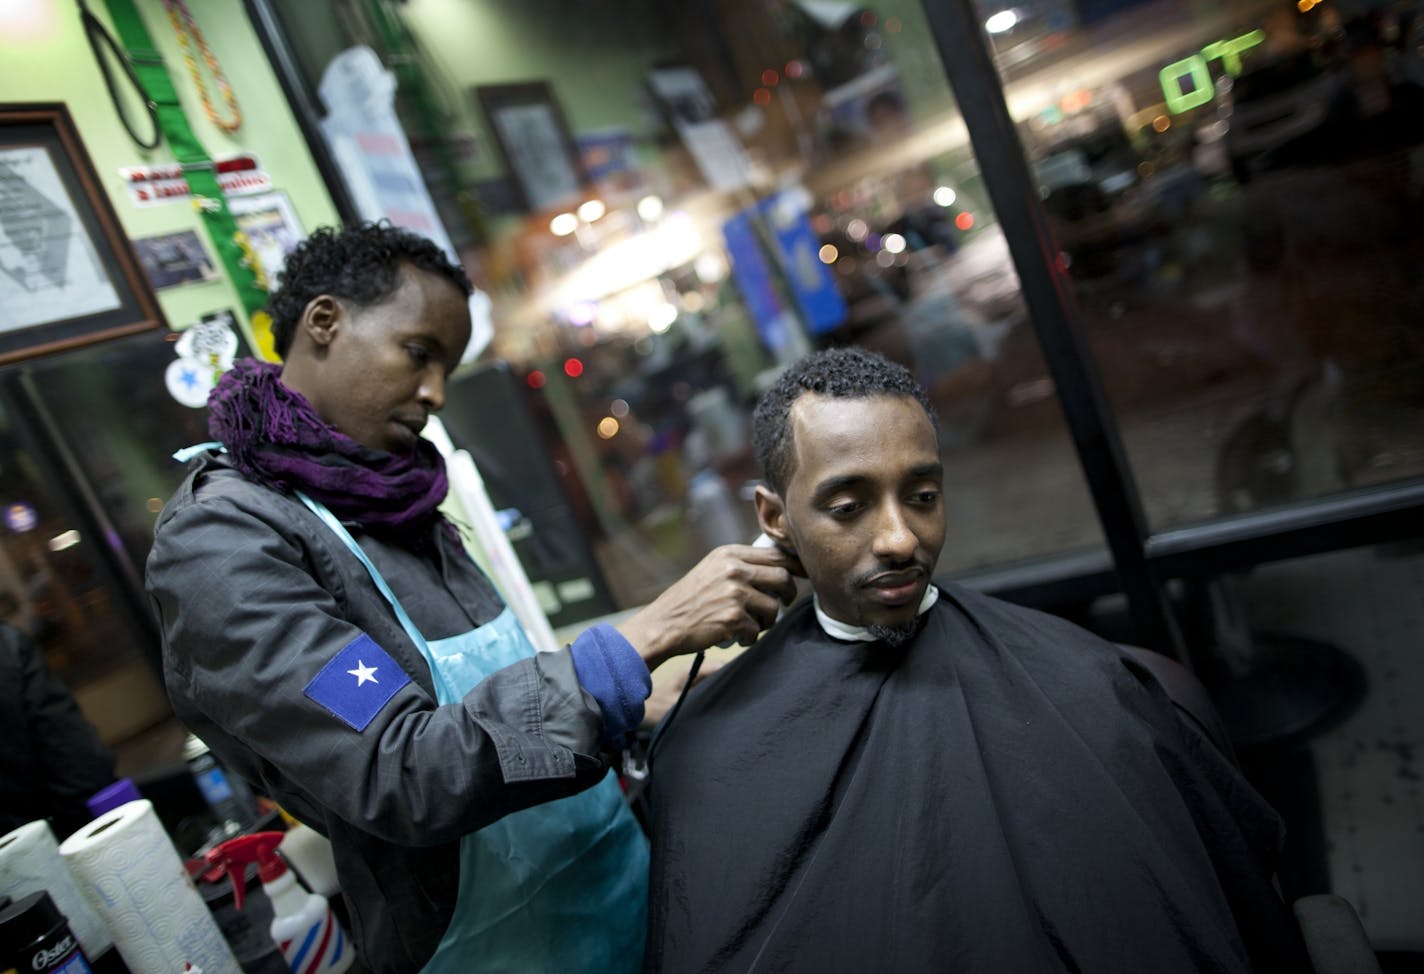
[{"x1": 857, "y1": 561, "x2": 931, "y2": 589}]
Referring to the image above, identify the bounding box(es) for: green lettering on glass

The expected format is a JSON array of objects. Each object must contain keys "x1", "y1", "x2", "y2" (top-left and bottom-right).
[
  {"x1": 1160, "y1": 55, "x2": 1214, "y2": 113},
  {"x1": 1201, "y1": 29, "x2": 1265, "y2": 76},
  {"x1": 1159, "y1": 30, "x2": 1266, "y2": 113}
]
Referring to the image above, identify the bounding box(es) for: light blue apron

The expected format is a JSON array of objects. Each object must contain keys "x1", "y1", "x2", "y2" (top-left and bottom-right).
[{"x1": 295, "y1": 492, "x2": 649, "y2": 974}]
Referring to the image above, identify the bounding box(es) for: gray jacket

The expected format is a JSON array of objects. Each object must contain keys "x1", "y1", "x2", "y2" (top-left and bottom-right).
[{"x1": 146, "y1": 452, "x2": 612, "y2": 973}]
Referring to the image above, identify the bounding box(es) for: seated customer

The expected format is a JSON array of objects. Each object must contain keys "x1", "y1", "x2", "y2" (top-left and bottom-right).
[{"x1": 645, "y1": 347, "x2": 1309, "y2": 973}]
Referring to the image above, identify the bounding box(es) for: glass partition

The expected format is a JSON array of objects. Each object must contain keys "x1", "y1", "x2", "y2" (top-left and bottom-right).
[
  {"x1": 279, "y1": 0, "x2": 1110, "y2": 613},
  {"x1": 978, "y1": 0, "x2": 1424, "y2": 530}
]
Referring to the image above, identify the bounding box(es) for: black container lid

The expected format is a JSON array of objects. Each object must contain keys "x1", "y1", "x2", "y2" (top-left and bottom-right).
[{"x1": 0, "y1": 890, "x2": 65, "y2": 954}]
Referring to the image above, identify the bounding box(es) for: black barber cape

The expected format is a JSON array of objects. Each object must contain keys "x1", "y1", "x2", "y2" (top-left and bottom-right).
[{"x1": 645, "y1": 585, "x2": 1310, "y2": 973}]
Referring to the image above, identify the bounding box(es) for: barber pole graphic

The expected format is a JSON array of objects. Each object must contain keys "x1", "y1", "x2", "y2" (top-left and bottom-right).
[{"x1": 279, "y1": 906, "x2": 348, "y2": 974}]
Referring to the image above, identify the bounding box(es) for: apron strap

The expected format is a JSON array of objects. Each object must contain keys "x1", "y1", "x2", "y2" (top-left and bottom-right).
[
  {"x1": 172, "y1": 440, "x2": 225, "y2": 462},
  {"x1": 293, "y1": 490, "x2": 432, "y2": 658}
]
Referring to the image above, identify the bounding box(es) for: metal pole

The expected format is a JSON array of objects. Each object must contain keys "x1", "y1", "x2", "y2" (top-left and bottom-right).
[{"x1": 918, "y1": 0, "x2": 1186, "y2": 659}]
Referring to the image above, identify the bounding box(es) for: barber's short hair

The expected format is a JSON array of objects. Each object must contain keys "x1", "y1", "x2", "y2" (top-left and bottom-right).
[
  {"x1": 265, "y1": 222, "x2": 472, "y2": 358},
  {"x1": 753, "y1": 346, "x2": 936, "y2": 494}
]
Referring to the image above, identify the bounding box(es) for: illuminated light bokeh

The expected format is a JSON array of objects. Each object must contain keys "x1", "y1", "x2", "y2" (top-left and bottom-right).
[
  {"x1": 985, "y1": 10, "x2": 1018, "y2": 34},
  {"x1": 882, "y1": 233, "x2": 906, "y2": 254},
  {"x1": 1152, "y1": 114, "x2": 1171, "y2": 133},
  {"x1": 761, "y1": 68, "x2": 779, "y2": 86},
  {"x1": 785, "y1": 60, "x2": 805, "y2": 79},
  {"x1": 577, "y1": 199, "x2": 606, "y2": 223},
  {"x1": 610, "y1": 398, "x2": 630, "y2": 418},
  {"x1": 860, "y1": 10, "x2": 877, "y2": 27},
  {"x1": 846, "y1": 218, "x2": 868, "y2": 241},
  {"x1": 146, "y1": 497, "x2": 164, "y2": 514},
  {"x1": 568, "y1": 301, "x2": 597, "y2": 326},
  {"x1": 753, "y1": 88, "x2": 772, "y2": 106},
  {"x1": 681, "y1": 291, "x2": 706, "y2": 312},
  {"x1": 649, "y1": 303, "x2": 678, "y2": 333},
  {"x1": 527, "y1": 369, "x2": 546, "y2": 389},
  {"x1": 955, "y1": 212, "x2": 976, "y2": 231},
  {"x1": 550, "y1": 212, "x2": 704, "y2": 306},
  {"x1": 637, "y1": 195, "x2": 664, "y2": 222},
  {"x1": 933, "y1": 186, "x2": 957, "y2": 207},
  {"x1": 597, "y1": 417, "x2": 620, "y2": 439},
  {"x1": 48, "y1": 530, "x2": 81, "y2": 553},
  {"x1": 694, "y1": 251, "x2": 729, "y2": 283},
  {"x1": 563, "y1": 357, "x2": 584, "y2": 378},
  {"x1": 875, "y1": 250, "x2": 896, "y2": 268},
  {"x1": 550, "y1": 212, "x2": 578, "y2": 236},
  {"x1": 818, "y1": 243, "x2": 839, "y2": 264}
]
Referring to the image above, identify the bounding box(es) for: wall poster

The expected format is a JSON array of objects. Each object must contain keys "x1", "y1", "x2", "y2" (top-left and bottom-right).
[{"x1": 0, "y1": 103, "x2": 162, "y2": 365}]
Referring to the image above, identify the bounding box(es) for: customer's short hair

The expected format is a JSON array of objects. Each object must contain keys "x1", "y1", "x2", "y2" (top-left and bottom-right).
[
  {"x1": 753, "y1": 346, "x2": 936, "y2": 494},
  {"x1": 265, "y1": 222, "x2": 472, "y2": 358}
]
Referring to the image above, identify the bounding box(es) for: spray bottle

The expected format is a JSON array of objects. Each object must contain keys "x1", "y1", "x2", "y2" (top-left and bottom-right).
[{"x1": 204, "y1": 834, "x2": 353, "y2": 974}]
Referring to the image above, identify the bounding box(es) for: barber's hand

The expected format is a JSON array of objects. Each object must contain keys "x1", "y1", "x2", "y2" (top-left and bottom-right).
[{"x1": 615, "y1": 544, "x2": 801, "y2": 670}]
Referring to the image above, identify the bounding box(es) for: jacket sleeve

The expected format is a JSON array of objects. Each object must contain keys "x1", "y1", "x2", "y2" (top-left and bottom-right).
[{"x1": 147, "y1": 493, "x2": 611, "y2": 847}]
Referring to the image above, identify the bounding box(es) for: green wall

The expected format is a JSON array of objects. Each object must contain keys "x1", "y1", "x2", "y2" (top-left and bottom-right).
[
  {"x1": 373, "y1": 0, "x2": 678, "y2": 183},
  {"x1": 0, "y1": 0, "x2": 340, "y2": 340}
]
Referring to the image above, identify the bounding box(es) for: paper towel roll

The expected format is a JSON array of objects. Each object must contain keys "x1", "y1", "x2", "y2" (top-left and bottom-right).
[
  {"x1": 59, "y1": 800, "x2": 241, "y2": 974},
  {"x1": 0, "y1": 820, "x2": 113, "y2": 957}
]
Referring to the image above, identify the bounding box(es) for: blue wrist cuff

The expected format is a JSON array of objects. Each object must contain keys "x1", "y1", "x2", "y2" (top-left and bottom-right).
[{"x1": 569, "y1": 624, "x2": 651, "y2": 746}]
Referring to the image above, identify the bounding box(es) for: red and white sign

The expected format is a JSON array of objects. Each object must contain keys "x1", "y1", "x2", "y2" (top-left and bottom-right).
[{"x1": 120, "y1": 154, "x2": 273, "y2": 206}]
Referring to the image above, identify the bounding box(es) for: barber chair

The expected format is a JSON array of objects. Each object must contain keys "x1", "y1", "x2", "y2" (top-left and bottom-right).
[{"x1": 1121, "y1": 645, "x2": 1382, "y2": 974}]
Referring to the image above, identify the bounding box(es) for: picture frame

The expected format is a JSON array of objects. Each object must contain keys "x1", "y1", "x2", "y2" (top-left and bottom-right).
[
  {"x1": 473, "y1": 82, "x2": 585, "y2": 213},
  {"x1": 0, "y1": 103, "x2": 164, "y2": 366}
]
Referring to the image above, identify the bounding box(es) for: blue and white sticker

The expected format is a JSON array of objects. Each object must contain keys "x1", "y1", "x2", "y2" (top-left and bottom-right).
[{"x1": 304, "y1": 634, "x2": 410, "y2": 731}]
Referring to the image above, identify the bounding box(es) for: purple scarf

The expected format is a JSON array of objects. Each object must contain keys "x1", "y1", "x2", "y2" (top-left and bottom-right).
[{"x1": 207, "y1": 359, "x2": 449, "y2": 538}]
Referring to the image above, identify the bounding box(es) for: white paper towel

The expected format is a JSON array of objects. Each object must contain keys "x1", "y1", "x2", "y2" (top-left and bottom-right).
[
  {"x1": 58, "y1": 800, "x2": 241, "y2": 974},
  {"x1": 0, "y1": 820, "x2": 114, "y2": 957}
]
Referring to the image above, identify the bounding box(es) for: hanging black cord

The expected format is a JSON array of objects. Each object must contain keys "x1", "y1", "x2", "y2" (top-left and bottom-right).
[
  {"x1": 79, "y1": 0, "x2": 161, "y2": 150},
  {"x1": 645, "y1": 649, "x2": 705, "y2": 768},
  {"x1": 622, "y1": 648, "x2": 705, "y2": 831}
]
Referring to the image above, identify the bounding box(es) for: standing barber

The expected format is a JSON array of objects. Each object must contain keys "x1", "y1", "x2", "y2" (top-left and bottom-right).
[{"x1": 145, "y1": 222, "x2": 796, "y2": 974}]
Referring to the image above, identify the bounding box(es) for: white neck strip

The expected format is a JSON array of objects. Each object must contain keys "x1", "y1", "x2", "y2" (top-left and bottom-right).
[{"x1": 814, "y1": 585, "x2": 939, "y2": 642}]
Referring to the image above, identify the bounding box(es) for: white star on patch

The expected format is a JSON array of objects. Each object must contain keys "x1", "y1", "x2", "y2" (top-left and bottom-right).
[{"x1": 347, "y1": 660, "x2": 379, "y2": 687}]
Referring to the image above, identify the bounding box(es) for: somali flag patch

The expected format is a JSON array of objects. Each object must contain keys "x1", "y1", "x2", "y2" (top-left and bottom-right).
[{"x1": 304, "y1": 634, "x2": 411, "y2": 732}]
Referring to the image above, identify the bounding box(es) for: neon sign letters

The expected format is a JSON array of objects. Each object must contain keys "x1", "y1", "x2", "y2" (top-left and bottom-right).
[{"x1": 1158, "y1": 30, "x2": 1265, "y2": 113}]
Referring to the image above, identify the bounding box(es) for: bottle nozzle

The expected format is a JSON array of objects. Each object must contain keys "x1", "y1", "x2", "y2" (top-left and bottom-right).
[{"x1": 203, "y1": 831, "x2": 287, "y2": 910}]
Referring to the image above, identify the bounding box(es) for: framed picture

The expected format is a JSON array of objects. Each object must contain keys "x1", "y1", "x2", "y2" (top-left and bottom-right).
[
  {"x1": 0, "y1": 103, "x2": 163, "y2": 366},
  {"x1": 133, "y1": 229, "x2": 220, "y2": 291},
  {"x1": 474, "y1": 82, "x2": 585, "y2": 213},
  {"x1": 227, "y1": 189, "x2": 305, "y2": 285}
]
